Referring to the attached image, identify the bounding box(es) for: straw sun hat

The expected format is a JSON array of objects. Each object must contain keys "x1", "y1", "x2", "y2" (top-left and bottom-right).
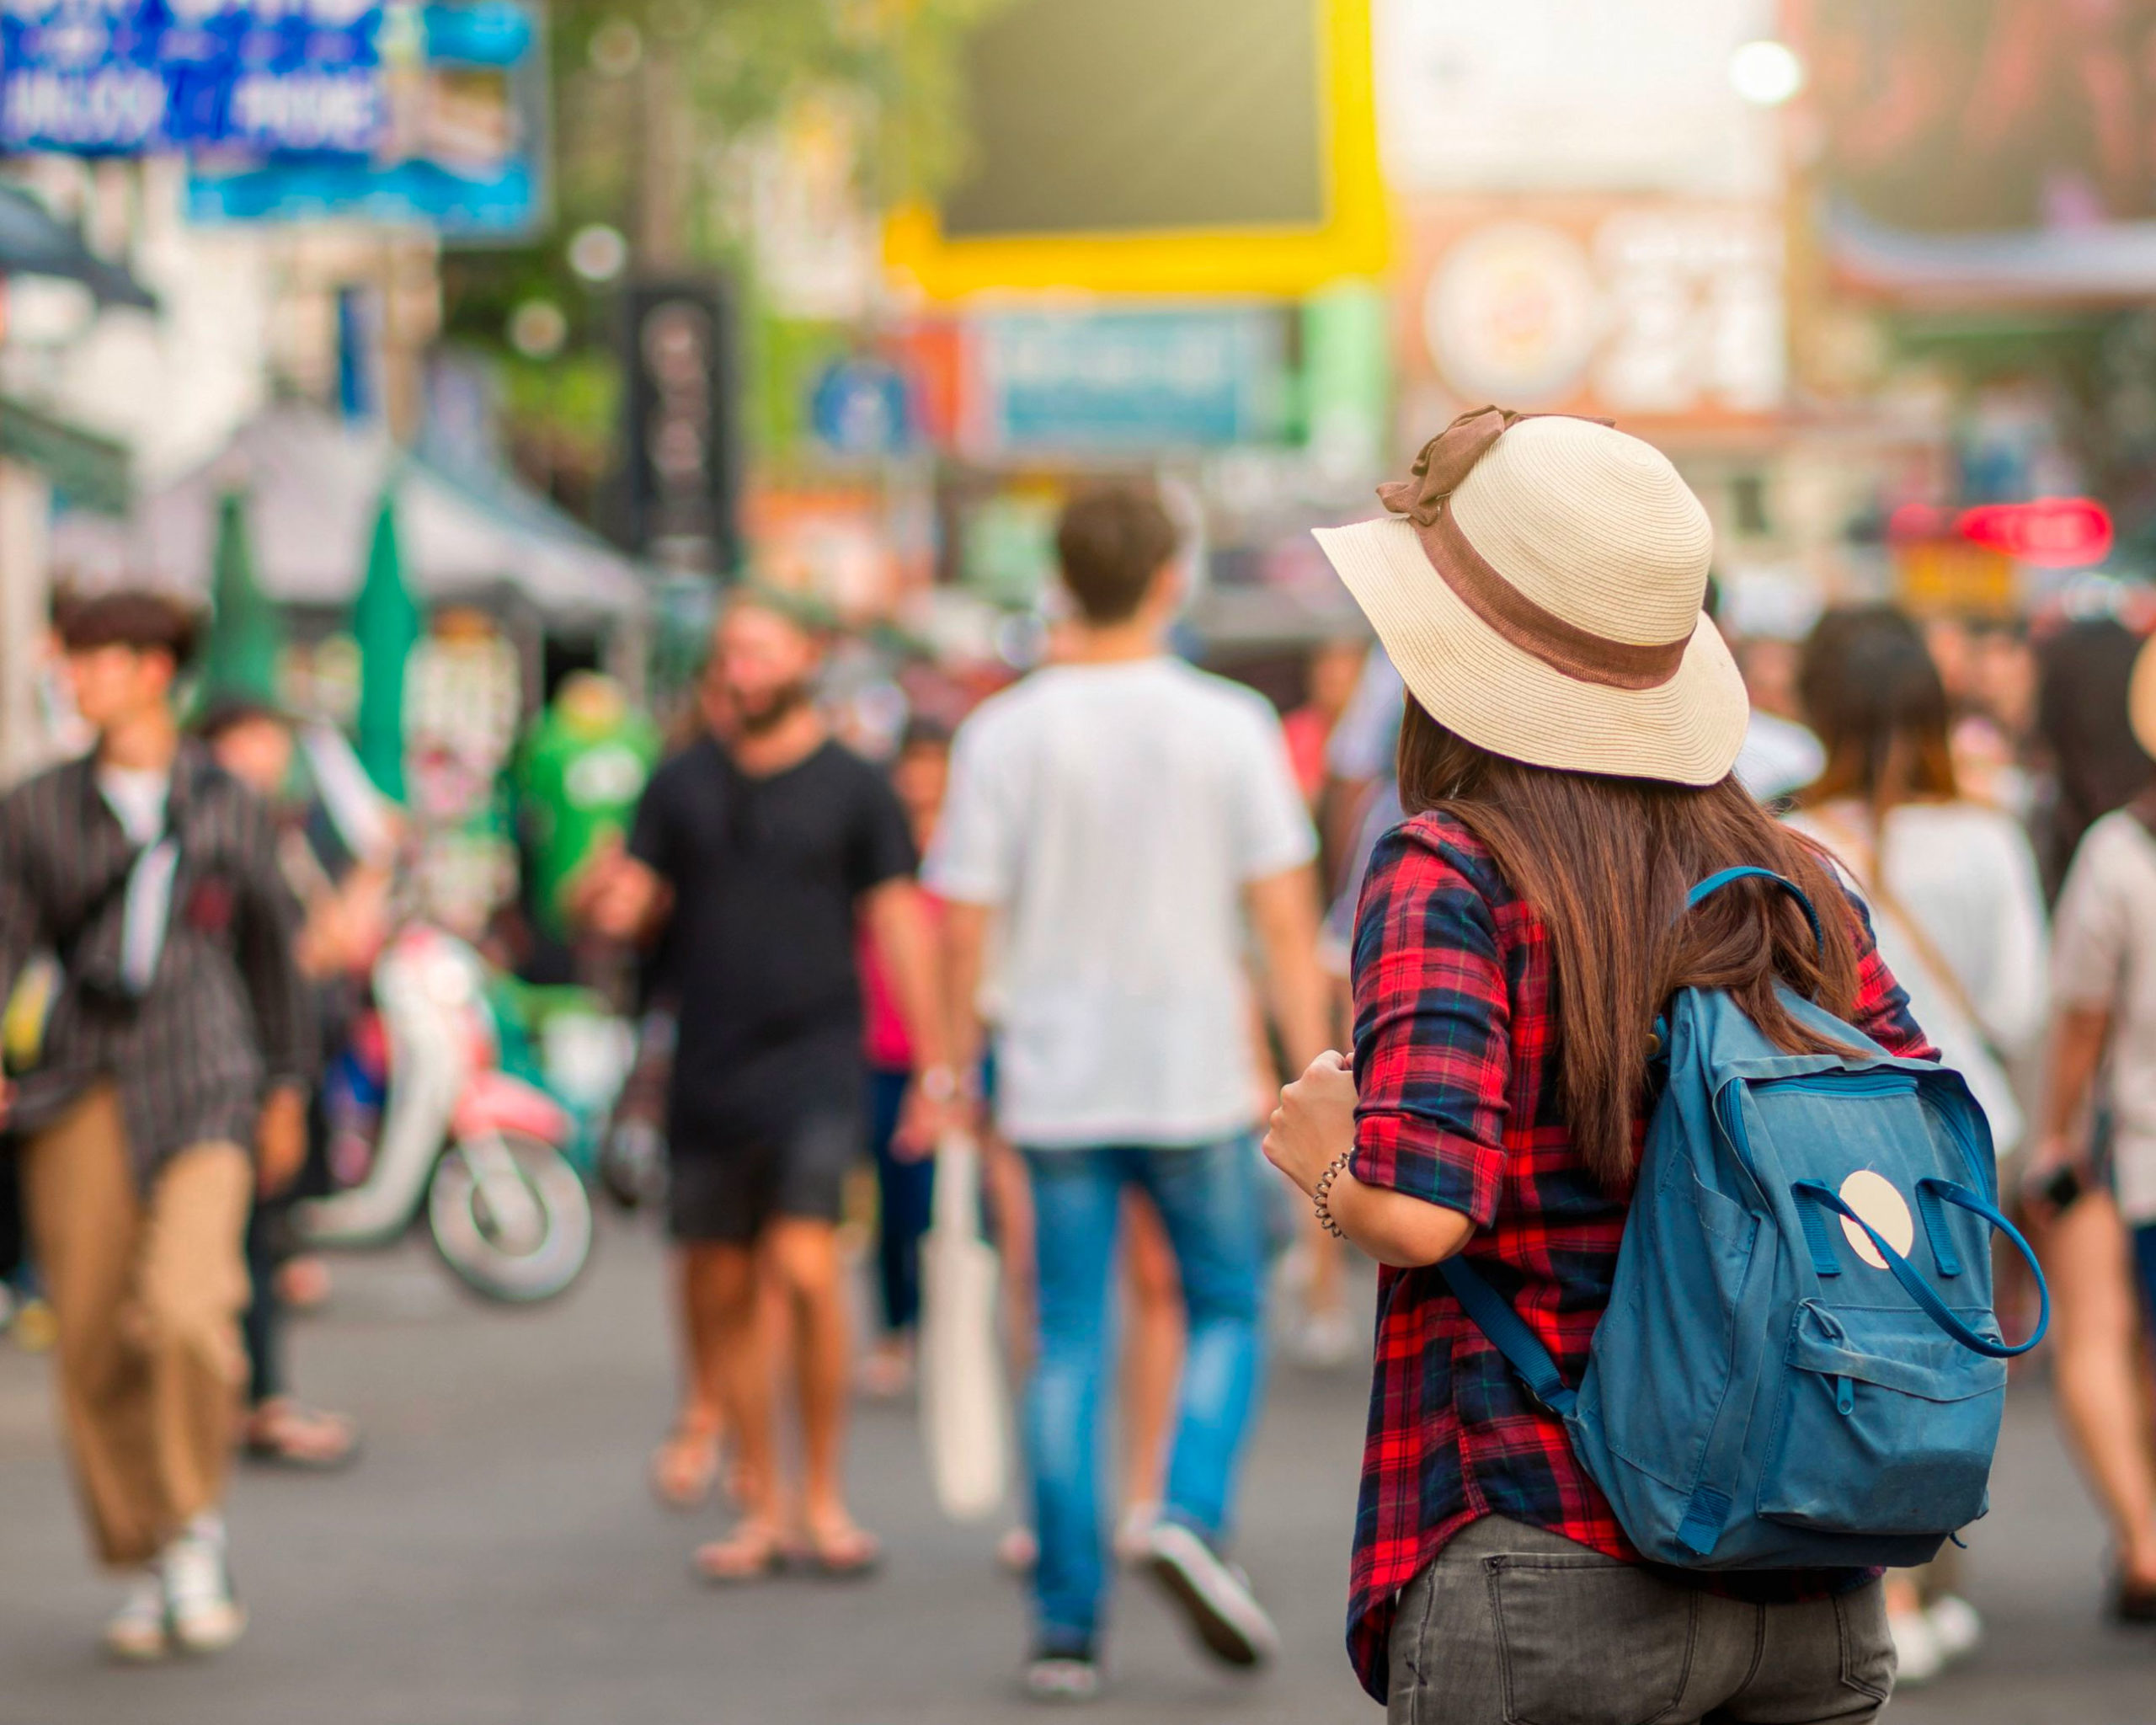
[
  {"x1": 1313, "y1": 409, "x2": 1748, "y2": 786},
  {"x1": 2130, "y1": 631, "x2": 2156, "y2": 763}
]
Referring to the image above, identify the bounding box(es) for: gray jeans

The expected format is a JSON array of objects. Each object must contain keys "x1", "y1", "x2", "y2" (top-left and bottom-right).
[{"x1": 1386, "y1": 1517, "x2": 1895, "y2": 1725}]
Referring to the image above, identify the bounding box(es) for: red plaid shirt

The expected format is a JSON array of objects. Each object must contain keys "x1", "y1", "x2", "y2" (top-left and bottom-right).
[{"x1": 1343, "y1": 812, "x2": 1934, "y2": 1702}]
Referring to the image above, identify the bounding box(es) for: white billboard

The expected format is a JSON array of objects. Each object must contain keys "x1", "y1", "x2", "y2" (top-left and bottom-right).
[{"x1": 1376, "y1": 0, "x2": 1782, "y2": 197}]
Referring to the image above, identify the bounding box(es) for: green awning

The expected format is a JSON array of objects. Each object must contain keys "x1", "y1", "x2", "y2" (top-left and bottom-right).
[{"x1": 0, "y1": 395, "x2": 129, "y2": 516}]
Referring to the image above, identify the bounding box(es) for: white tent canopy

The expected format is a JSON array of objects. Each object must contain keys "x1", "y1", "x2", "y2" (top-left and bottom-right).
[{"x1": 54, "y1": 400, "x2": 649, "y2": 627}]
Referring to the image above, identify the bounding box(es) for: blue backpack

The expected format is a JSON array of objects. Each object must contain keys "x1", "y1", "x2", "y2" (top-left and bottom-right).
[{"x1": 1442, "y1": 867, "x2": 2051, "y2": 1570}]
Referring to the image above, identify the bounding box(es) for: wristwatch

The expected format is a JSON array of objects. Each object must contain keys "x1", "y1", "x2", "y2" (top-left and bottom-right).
[{"x1": 917, "y1": 1064, "x2": 964, "y2": 1103}]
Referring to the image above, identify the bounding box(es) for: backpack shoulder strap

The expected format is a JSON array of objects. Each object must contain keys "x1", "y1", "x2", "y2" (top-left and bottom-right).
[
  {"x1": 1438, "y1": 1258, "x2": 1577, "y2": 1417},
  {"x1": 1686, "y1": 867, "x2": 1822, "y2": 957}
]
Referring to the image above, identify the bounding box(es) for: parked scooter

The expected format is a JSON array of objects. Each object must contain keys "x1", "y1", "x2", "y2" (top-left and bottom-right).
[{"x1": 296, "y1": 923, "x2": 595, "y2": 1303}]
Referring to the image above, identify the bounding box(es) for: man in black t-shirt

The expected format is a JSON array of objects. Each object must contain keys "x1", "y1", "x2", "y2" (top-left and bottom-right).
[{"x1": 586, "y1": 594, "x2": 955, "y2": 1581}]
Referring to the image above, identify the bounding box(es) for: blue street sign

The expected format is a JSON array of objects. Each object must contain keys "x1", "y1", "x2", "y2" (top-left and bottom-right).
[{"x1": 809, "y1": 358, "x2": 912, "y2": 457}]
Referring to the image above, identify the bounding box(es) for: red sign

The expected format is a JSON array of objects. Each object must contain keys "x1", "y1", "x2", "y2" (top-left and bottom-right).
[
  {"x1": 1956, "y1": 499, "x2": 2113, "y2": 569},
  {"x1": 1886, "y1": 498, "x2": 2113, "y2": 569}
]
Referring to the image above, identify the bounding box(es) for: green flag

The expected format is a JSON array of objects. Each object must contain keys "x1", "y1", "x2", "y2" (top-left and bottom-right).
[
  {"x1": 351, "y1": 488, "x2": 419, "y2": 801},
  {"x1": 200, "y1": 489, "x2": 283, "y2": 703}
]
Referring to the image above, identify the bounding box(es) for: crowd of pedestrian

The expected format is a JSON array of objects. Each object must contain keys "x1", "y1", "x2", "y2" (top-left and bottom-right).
[{"x1": 13, "y1": 409, "x2": 2156, "y2": 1721}]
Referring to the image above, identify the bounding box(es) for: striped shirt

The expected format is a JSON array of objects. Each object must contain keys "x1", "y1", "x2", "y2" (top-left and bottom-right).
[{"x1": 0, "y1": 742, "x2": 313, "y2": 1183}]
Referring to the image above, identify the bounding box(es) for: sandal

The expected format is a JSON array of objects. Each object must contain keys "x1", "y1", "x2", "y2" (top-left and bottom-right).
[
  {"x1": 693, "y1": 1522, "x2": 790, "y2": 1585},
  {"x1": 243, "y1": 1401, "x2": 360, "y2": 1471},
  {"x1": 649, "y1": 1423, "x2": 723, "y2": 1511},
  {"x1": 793, "y1": 1519, "x2": 883, "y2": 1581},
  {"x1": 275, "y1": 1256, "x2": 334, "y2": 1313}
]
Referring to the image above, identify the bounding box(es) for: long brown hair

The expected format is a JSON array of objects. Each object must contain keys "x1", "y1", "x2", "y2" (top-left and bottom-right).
[
  {"x1": 1396, "y1": 700, "x2": 1864, "y2": 1187},
  {"x1": 1796, "y1": 605, "x2": 1957, "y2": 816}
]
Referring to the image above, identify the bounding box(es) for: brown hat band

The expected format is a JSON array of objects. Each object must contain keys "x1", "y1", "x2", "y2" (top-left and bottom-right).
[
  {"x1": 1377, "y1": 405, "x2": 1692, "y2": 692},
  {"x1": 1416, "y1": 507, "x2": 1693, "y2": 691}
]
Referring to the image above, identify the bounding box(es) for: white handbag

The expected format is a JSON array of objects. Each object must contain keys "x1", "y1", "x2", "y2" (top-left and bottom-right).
[{"x1": 916, "y1": 1131, "x2": 1009, "y2": 1522}]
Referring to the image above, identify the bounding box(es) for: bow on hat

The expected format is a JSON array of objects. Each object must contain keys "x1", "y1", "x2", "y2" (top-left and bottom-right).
[
  {"x1": 1364, "y1": 404, "x2": 1691, "y2": 694},
  {"x1": 1377, "y1": 406, "x2": 1612, "y2": 526}
]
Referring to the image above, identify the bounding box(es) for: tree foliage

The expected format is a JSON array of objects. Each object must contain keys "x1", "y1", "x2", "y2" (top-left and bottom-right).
[{"x1": 442, "y1": 0, "x2": 1011, "y2": 504}]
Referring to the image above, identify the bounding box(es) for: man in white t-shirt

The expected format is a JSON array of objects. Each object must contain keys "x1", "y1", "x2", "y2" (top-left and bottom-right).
[{"x1": 930, "y1": 485, "x2": 1330, "y2": 1700}]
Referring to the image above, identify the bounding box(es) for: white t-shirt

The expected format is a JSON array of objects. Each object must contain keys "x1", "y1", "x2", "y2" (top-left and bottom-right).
[
  {"x1": 1788, "y1": 798, "x2": 2049, "y2": 1155},
  {"x1": 2052, "y1": 809, "x2": 2156, "y2": 1222},
  {"x1": 95, "y1": 763, "x2": 178, "y2": 995},
  {"x1": 96, "y1": 764, "x2": 169, "y2": 846},
  {"x1": 926, "y1": 658, "x2": 1316, "y2": 1148},
  {"x1": 1733, "y1": 711, "x2": 1824, "y2": 803}
]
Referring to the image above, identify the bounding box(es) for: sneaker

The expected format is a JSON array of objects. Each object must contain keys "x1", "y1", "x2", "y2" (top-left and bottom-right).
[
  {"x1": 1289, "y1": 1306, "x2": 1358, "y2": 1369},
  {"x1": 2112, "y1": 1573, "x2": 2156, "y2": 1625},
  {"x1": 997, "y1": 1525, "x2": 1039, "y2": 1575},
  {"x1": 1886, "y1": 1604, "x2": 1943, "y2": 1686},
  {"x1": 1926, "y1": 1594, "x2": 1983, "y2": 1666},
  {"x1": 101, "y1": 1572, "x2": 168, "y2": 1663},
  {"x1": 1113, "y1": 1502, "x2": 1159, "y2": 1567},
  {"x1": 163, "y1": 1515, "x2": 246, "y2": 1654},
  {"x1": 1024, "y1": 1637, "x2": 1101, "y2": 1703},
  {"x1": 1143, "y1": 1520, "x2": 1278, "y2": 1669}
]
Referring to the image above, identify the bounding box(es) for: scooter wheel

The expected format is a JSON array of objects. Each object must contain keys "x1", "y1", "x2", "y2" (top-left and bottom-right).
[{"x1": 427, "y1": 1133, "x2": 594, "y2": 1304}]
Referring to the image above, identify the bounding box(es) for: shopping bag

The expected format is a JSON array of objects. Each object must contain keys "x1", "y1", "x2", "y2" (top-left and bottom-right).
[{"x1": 917, "y1": 1131, "x2": 1007, "y2": 1521}]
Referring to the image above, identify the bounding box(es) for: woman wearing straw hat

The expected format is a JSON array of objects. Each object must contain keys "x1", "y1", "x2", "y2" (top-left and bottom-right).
[{"x1": 1264, "y1": 411, "x2": 1924, "y2": 1720}]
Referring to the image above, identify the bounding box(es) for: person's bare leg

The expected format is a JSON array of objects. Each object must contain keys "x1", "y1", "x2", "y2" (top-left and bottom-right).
[
  {"x1": 652, "y1": 1247, "x2": 726, "y2": 1508},
  {"x1": 986, "y1": 1134, "x2": 1037, "y2": 1375},
  {"x1": 1118, "y1": 1192, "x2": 1184, "y2": 1532},
  {"x1": 687, "y1": 1242, "x2": 785, "y2": 1578},
  {"x1": 765, "y1": 1217, "x2": 876, "y2": 1567},
  {"x1": 985, "y1": 1134, "x2": 1042, "y2": 1571},
  {"x1": 2043, "y1": 1193, "x2": 2156, "y2": 1586}
]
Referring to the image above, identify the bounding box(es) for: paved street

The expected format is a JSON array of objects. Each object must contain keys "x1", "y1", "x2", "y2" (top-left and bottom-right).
[{"x1": 0, "y1": 1215, "x2": 2148, "y2": 1724}]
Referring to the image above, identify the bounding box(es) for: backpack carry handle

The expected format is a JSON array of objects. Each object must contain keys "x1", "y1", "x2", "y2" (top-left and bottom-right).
[
  {"x1": 1687, "y1": 868, "x2": 1823, "y2": 958},
  {"x1": 1790, "y1": 1178, "x2": 2048, "y2": 1358}
]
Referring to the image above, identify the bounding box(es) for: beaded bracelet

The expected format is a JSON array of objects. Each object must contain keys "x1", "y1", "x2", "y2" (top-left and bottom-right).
[{"x1": 1311, "y1": 1149, "x2": 1356, "y2": 1239}]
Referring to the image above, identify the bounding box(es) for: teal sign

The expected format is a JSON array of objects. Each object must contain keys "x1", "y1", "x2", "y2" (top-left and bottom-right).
[{"x1": 975, "y1": 309, "x2": 1291, "y2": 451}]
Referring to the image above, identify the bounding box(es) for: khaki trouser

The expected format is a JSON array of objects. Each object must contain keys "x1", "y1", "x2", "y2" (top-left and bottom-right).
[{"x1": 20, "y1": 1084, "x2": 252, "y2": 1568}]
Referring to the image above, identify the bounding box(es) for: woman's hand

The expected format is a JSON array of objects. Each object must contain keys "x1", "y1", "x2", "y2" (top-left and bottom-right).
[
  {"x1": 2019, "y1": 1133, "x2": 2091, "y2": 1217},
  {"x1": 256, "y1": 1085, "x2": 308, "y2": 1199},
  {"x1": 1264, "y1": 1049, "x2": 1358, "y2": 1197}
]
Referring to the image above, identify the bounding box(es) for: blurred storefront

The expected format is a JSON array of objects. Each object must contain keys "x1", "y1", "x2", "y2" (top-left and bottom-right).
[
  {"x1": 1780, "y1": 0, "x2": 2156, "y2": 620},
  {"x1": 729, "y1": 0, "x2": 1392, "y2": 677}
]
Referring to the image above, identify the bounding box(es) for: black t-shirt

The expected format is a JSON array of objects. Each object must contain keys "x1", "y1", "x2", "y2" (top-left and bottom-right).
[{"x1": 629, "y1": 734, "x2": 915, "y2": 1140}]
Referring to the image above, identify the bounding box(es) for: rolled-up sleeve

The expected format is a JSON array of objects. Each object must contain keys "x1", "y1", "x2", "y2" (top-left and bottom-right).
[
  {"x1": 0, "y1": 788, "x2": 43, "y2": 1008},
  {"x1": 2052, "y1": 821, "x2": 2132, "y2": 1015},
  {"x1": 1347, "y1": 825, "x2": 1510, "y2": 1228},
  {"x1": 922, "y1": 715, "x2": 1016, "y2": 908},
  {"x1": 232, "y1": 791, "x2": 316, "y2": 1087}
]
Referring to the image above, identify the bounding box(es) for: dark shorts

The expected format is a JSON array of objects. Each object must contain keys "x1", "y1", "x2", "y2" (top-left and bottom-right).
[
  {"x1": 666, "y1": 1108, "x2": 862, "y2": 1244},
  {"x1": 2136, "y1": 1222, "x2": 2156, "y2": 1327}
]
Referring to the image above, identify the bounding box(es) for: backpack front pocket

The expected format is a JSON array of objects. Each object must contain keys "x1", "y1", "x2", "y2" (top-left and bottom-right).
[{"x1": 1756, "y1": 1303, "x2": 2004, "y2": 1536}]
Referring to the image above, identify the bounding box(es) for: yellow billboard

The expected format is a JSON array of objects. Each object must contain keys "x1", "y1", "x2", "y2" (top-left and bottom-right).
[{"x1": 884, "y1": 0, "x2": 1386, "y2": 299}]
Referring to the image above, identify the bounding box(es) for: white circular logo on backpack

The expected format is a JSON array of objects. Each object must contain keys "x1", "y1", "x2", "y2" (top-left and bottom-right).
[{"x1": 1838, "y1": 1170, "x2": 1914, "y2": 1270}]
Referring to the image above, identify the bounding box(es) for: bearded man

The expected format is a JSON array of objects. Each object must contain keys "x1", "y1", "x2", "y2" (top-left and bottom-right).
[{"x1": 585, "y1": 592, "x2": 953, "y2": 1583}]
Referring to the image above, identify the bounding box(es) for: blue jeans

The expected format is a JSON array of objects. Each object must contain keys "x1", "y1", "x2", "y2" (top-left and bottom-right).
[
  {"x1": 2136, "y1": 1221, "x2": 2156, "y2": 1327},
  {"x1": 1021, "y1": 1138, "x2": 1268, "y2": 1643},
  {"x1": 867, "y1": 1066, "x2": 934, "y2": 1334}
]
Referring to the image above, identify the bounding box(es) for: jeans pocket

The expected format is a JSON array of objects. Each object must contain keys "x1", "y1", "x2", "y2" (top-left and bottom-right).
[
  {"x1": 1488, "y1": 1557, "x2": 1696, "y2": 1725},
  {"x1": 1834, "y1": 1585, "x2": 1896, "y2": 1703}
]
